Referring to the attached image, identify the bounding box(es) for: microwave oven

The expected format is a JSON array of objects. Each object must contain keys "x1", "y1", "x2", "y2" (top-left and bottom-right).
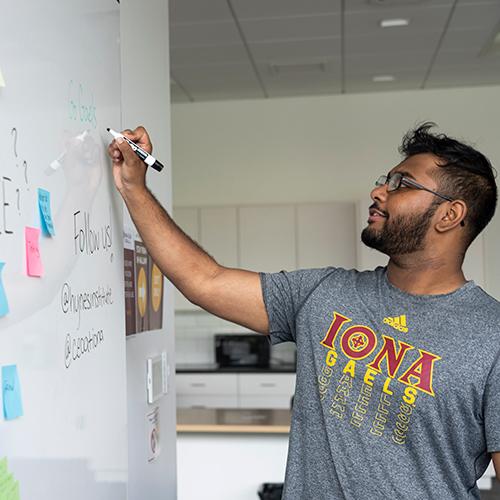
[{"x1": 215, "y1": 334, "x2": 270, "y2": 368}]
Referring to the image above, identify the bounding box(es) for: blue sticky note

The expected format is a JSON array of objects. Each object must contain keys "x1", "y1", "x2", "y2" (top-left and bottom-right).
[
  {"x1": 2, "y1": 365, "x2": 23, "y2": 420},
  {"x1": 0, "y1": 263, "x2": 8, "y2": 317},
  {"x1": 38, "y1": 188, "x2": 55, "y2": 236}
]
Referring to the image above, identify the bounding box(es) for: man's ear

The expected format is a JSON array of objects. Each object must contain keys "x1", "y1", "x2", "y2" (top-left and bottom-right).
[{"x1": 435, "y1": 200, "x2": 467, "y2": 233}]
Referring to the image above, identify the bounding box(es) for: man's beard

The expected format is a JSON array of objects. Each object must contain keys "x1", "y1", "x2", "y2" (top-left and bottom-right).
[{"x1": 361, "y1": 202, "x2": 440, "y2": 256}]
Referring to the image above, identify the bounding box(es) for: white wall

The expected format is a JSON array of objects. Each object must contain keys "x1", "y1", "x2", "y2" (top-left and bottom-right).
[
  {"x1": 120, "y1": 0, "x2": 177, "y2": 498},
  {"x1": 172, "y1": 86, "x2": 500, "y2": 206},
  {"x1": 171, "y1": 85, "x2": 500, "y2": 298}
]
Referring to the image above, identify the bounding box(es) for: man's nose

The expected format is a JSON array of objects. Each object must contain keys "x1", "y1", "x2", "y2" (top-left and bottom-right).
[{"x1": 370, "y1": 182, "x2": 388, "y2": 203}]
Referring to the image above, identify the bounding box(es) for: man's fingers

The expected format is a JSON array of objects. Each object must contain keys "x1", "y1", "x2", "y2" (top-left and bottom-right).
[
  {"x1": 108, "y1": 141, "x2": 123, "y2": 163},
  {"x1": 115, "y1": 137, "x2": 137, "y2": 163},
  {"x1": 121, "y1": 125, "x2": 152, "y2": 153}
]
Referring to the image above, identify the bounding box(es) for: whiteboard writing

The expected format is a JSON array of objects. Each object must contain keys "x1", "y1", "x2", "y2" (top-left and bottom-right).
[
  {"x1": 73, "y1": 208, "x2": 113, "y2": 256},
  {"x1": 64, "y1": 328, "x2": 105, "y2": 369},
  {"x1": 0, "y1": 127, "x2": 30, "y2": 236},
  {"x1": 60, "y1": 281, "x2": 113, "y2": 329},
  {"x1": 67, "y1": 80, "x2": 97, "y2": 129}
]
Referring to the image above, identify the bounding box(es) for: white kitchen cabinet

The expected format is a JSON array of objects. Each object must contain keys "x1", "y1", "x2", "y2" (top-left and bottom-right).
[
  {"x1": 200, "y1": 207, "x2": 238, "y2": 268},
  {"x1": 173, "y1": 207, "x2": 201, "y2": 311},
  {"x1": 176, "y1": 373, "x2": 296, "y2": 410},
  {"x1": 239, "y1": 205, "x2": 296, "y2": 273},
  {"x1": 238, "y1": 373, "x2": 296, "y2": 409},
  {"x1": 176, "y1": 395, "x2": 238, "y2": 409},
  {"x1": 297, "y1": 203, "x2": 356, "y2": 269},
  {"x1": 176, "y1": 374, "x2": 239, "y2": 409}
]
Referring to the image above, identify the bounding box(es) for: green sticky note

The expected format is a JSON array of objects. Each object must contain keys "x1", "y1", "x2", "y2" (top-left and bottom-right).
[
  {"x1": 0, "y1": 472, "x2": 14, "y2": 497},
  {"x1": 8, "y1": 480, "x2": 19, "y2": 500}
]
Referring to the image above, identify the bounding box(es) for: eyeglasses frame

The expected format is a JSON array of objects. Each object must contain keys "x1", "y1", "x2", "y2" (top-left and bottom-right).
[{"x1": 376, "y1": 173, "x2": 453, "y2": 202}]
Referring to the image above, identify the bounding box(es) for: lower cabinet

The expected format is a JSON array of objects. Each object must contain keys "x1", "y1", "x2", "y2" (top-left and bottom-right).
[
  {"x1": 176, "y1": 373, "x2": 239, "y2": 409},
  {"x1": 176, "y1": 373, "x2": 296, "y2": 409}
]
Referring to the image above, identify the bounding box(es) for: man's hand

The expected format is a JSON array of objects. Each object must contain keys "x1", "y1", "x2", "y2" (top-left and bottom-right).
[{"x1": 107, "y1": 126, "x2": 152, "y2": 194}]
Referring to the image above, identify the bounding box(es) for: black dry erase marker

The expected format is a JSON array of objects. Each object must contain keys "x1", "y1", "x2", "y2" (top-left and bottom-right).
[{"x1": 107, "y1": 128, "x2": 164, "y2": 172}]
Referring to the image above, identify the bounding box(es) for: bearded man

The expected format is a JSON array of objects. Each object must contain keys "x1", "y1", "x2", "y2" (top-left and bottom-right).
[{"x1": 109, "y1": 122, "x2": 500, "y2": 500}]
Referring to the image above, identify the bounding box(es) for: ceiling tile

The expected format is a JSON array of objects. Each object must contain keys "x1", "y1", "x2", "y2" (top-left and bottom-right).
[
  {"x1": 169, "y1": 0, "x2": 232, "y2": 23},
  {"x1": 173, "y1": 63, "x2": 258, "y2": 84},
  {"x1": 172, "y1": 63, "x2": 264, "y2": 101},
  {"x1": 170, "y1": 21, "x2": 242, "y2": 48},
  {"x1": 346, "y1": 51, "x2": 433, "y2": 73},
  {"x1": 345, "y1": 68, "x2": 427, "y2": 91},
  {"x1": 239, "y1": 14, "x2": 341, "y2": 43},
  {"x1": 345, "y1": 4, "x2": 453, "y2": 37},
  {"x1": 249, "y1": 38, "x2": 341, "y2": 63},
  {"x1": 426, "y1": 63, "x2": 500, "y2": 88},
  {"x1": 230, "y1": 0, "x2": 341, "y2": 19},
  {"x1": 346, "y1": 31, "x2": 441, "y2": 54},
  {"x1": 190, "y1": 86, "x2": 265, "y2": 101},
  {"x1": 345, "y1": 0, "x2": 453, "y2": 13},
  {"x1": 433, "y1": 48, "x2": 498, "y2": 67},
  {"x1": 171, "y1": 44, "x2": 250, "y2": 67},
  {"x1": 439, "y1": 28, "x2": 496, "y2": 53},
  {"x1": 448, "y1": 1, "x2": 500, "y2": 30},
  {"x1": 262, "y1": 70, "x2": 342, "y2": 97}
]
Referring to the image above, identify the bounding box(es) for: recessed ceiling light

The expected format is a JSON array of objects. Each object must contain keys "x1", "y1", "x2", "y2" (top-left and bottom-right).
[
  {"x1": 373, "y1": 75, "x2": 396, "y2": 82},
  {"x1": 380, "y1": 18, "x2": 410, "y2": 28}
]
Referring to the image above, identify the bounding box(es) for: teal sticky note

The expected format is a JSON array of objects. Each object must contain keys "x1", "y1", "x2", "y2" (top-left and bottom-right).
[
  {"x1": 2, "y1": 366, "x2": 23, "y2": 420},
  {"x1": 38, "y1": 188, "x2": 55, "y2": 236},
  {"x1": 0, "y1": 263, "x2": 8, "y2": 317}
]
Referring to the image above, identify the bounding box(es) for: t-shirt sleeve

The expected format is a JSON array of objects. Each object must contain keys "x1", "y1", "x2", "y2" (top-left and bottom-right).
[
  {"x1": 484, "y1": 351, "x2": 500, "y2": 453},
  {"x1": 260, "y1": 267, "x2": 337, "y2": 345}
]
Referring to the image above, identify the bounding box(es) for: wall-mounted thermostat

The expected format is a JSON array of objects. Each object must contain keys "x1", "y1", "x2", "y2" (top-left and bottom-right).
[{"x1": 147, "y1": 352, "x2": 168, "y2": 404}]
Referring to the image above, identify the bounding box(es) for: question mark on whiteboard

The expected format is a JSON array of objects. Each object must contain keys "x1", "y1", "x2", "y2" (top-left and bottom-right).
[
  {"x1": 11, "y1": 127, "x2": 18, "y2": 158},
  {"x1": 16, "y1": 188, "x2": 20, "y2": 213},
  {"x1": 23, "y1": 160, "x2": 29, "y2": 188}
]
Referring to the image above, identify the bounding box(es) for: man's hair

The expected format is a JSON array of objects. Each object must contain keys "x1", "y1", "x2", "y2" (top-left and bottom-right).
[{"x1": 399, "y1": 122, "x2": 497, "y2": 244}]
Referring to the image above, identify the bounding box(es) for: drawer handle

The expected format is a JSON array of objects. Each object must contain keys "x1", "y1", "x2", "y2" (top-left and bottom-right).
[
  {"x1": 190, "y1": 383, "x2": 206, "y2": 387},
  {"x1": 260, "y1": 383, "x2": 277, "y2": 387}
]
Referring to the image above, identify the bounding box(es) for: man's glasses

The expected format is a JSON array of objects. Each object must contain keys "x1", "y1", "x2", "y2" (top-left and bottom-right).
[
  {"x1": 375, "y1": 173, "x2": 453, "y2": 202},
  {"x1": 375, "y1": 172, "x2": 465, "y2": 226}
]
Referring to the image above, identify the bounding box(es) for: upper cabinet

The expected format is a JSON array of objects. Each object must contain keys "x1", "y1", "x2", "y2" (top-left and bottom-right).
[
  {"x1": 200, "y1": 207, "x2": 238, "y2": 269},
  {"x1": 238, "y1": 205, "x2": 296, "y2": 273},
  {"x1": 297, "y1": 203, "x2": 356, "y2": 270}
]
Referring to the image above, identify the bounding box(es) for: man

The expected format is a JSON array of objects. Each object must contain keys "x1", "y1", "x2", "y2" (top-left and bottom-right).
[{"x1": 109, "y1": 123, "x2": 500, "y2": 499}]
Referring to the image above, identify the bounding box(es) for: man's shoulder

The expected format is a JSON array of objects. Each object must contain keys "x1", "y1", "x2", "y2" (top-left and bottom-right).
[{"x1": 471, "y1": 285, "x2": 500, "y2": 317}]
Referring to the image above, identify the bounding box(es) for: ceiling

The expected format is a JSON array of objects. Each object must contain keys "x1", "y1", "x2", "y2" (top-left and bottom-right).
[{"x1": 169, "y1": 0, "x2": 500, "y2": 102}]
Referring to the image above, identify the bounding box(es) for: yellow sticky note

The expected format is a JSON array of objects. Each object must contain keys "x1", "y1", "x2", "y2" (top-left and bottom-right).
[{"x1": 0, "y1": 67, "x2": 5, "y2": 88}]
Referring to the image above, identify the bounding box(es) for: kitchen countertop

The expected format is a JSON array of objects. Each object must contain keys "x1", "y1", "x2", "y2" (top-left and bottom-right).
[
  {"x1": 176, "y1": 363, "x2": 296, "y2": 373},
  {"x1": 176, "y1": 408, "x2": 291, "y2": 434}
]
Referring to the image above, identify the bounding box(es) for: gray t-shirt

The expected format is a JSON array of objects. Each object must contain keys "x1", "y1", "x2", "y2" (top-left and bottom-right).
[{"x1": 260, "y1": 266, "x2": 500, "y2": 500}]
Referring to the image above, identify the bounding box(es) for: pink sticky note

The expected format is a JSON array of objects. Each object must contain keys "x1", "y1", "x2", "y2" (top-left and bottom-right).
[{"x1": 25, "y1": 227, "x2": 44, "y2": 277}]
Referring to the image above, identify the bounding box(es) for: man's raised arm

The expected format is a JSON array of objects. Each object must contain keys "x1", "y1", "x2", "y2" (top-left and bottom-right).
[{"x1": 108, "y1": 126, "x2": 269, "y2": 334}]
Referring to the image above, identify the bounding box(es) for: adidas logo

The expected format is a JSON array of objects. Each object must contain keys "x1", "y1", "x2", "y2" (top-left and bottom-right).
[{"x1": 383, "y1": 315, "x2": 408, "y2": 333}]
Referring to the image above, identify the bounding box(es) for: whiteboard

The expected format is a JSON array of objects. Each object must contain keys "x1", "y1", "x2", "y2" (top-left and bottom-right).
[{"x1": 0, "y1": 1, "x2": 126, "y2": 499}]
